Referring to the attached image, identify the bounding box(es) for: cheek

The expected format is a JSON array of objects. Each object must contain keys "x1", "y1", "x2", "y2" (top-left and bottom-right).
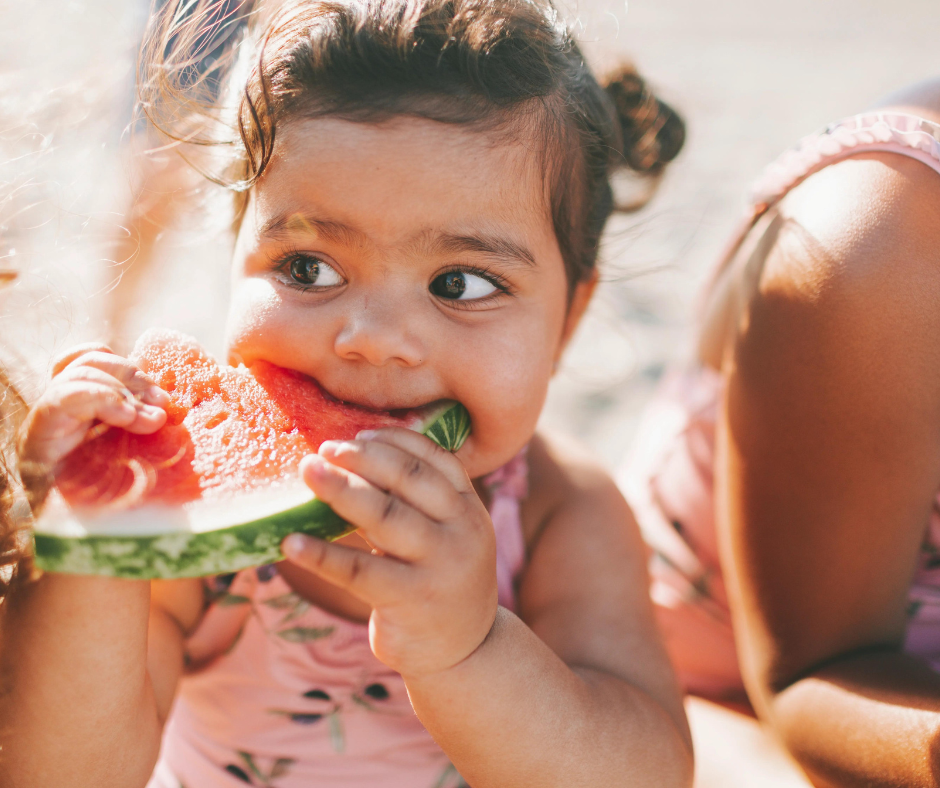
[
  {"x1": 224, "y1": 278, "x2": 302, "y2": 366},
  {"x1": 450, "y1": 306, "x2": 561, "y2": 473}
]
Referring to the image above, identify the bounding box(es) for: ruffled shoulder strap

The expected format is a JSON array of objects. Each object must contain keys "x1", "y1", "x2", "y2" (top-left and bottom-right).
[
  {"x1": 481, "y1": 447, "x2": 529, "y2": 611},
  {"x1": 704, "y1": 112, "x2": 940, "y2": 306},
  {"x1": 750, "y1": 112, "x2": 940, "y2": 212}
]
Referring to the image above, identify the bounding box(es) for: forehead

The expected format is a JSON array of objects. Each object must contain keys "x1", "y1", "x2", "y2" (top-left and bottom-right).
[{"x1": 250, "y1": 116, "x2": 554, "y2": 247}]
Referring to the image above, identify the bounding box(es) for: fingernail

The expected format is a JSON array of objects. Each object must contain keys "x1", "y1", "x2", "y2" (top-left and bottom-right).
[
  {"x1": 301, "y1": 453, "x2": 327, "y2": 475},
  {"x1": 318, "y1": 440, "x2": 340, "y2": 457},
  {"x1": 142, "y1": 386, "x2": 169, "y2": 405},
  {"x1": 357, "y1": 430, "x2": 377, "y2": 440},
  {"x1": 282, "y1": 533, "x2": 308, "y2": 558},
  {"x1": 139, "y1": 404, "x2": 165, "y2": 418}
]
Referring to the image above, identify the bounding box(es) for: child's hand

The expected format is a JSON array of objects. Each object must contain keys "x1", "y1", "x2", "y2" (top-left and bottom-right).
[
  {"x1": 20, "y1": 344, "x2": 169, "y2": 467},
  {"x1": 282, "y1": 429, "x2": 498, "y2": 678}
]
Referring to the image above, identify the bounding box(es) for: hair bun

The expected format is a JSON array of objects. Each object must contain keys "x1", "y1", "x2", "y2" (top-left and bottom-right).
[{"x1": 604, "y1": 65, "x2": 685, "y2": 176}]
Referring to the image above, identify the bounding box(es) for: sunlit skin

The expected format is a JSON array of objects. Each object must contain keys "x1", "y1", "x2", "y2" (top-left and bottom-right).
[
  {"x1": 223, "y1": 118, "x2": 573, "y2": 630},
  {"x1": 5, "y1": 117, "x2": 692, "y2": 788},
  {"x1": 685, "y1": 81, "x2": 940, "y2": 788},
  {"x1": 225, "y1": 118, "x2": 569, "y2": 481}
]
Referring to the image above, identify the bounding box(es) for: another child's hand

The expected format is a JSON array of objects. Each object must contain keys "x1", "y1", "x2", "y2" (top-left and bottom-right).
[
  {"x1": 283, "y1": 429, "x2": 498, "y2": 678},
  {"x1": 20, "y1": 344, "x2": 169, "y2": 467}
]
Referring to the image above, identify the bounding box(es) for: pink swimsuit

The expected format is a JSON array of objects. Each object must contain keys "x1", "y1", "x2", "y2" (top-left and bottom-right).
[
  {"x1": 148, "y1": 451, "x2": 528, "y2": 788},
  {"x1": 620, "y1": 112, "x2": 940, "y2": 699}
]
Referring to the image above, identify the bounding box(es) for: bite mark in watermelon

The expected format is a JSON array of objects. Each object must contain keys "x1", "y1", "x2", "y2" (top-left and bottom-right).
[{"x1": 32, "y1": 329, "x2": 471, "y2": 579}]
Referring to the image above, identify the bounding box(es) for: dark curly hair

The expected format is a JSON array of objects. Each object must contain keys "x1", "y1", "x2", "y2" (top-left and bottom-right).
[
  {"x1": 0, "y1": 0, "x2": 685, "y2": 603},
  {"x1": 0, "y1": 366, "x2": 30, "y2": 602},
  {"x1": 140, "y1": 0, "x2": 684, "y2": 291}
]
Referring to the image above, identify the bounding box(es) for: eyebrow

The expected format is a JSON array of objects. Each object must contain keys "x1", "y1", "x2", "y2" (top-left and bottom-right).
[
  {"x1": 432, "y1": 232, "x2": 537, "y2": 268},
  {"x1": 258, "y1": 211, "x2": 537, "y2": 268},
  {"x1": 257, "y1": 212, "x2": 366, "y2": 247}
]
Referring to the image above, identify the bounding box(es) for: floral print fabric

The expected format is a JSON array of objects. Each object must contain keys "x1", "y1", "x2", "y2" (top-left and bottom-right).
[{"x1": 148, "y1": 451, "x2": 527, "y2": 788}]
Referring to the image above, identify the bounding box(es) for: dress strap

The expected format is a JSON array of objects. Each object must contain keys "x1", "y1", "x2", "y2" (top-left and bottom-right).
[
  {"x1": 750, "y1": 112, "x2": 940, "y2": 212},
  {"x1": 703, "y1": 112, "x2": 940, "y2": 310},
  {"x1": 481, "y1": 447, "x2": 529, "y2": 611}
]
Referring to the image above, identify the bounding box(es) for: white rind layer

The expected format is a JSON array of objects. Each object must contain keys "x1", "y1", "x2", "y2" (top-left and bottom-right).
[{"x1": 31, "y1": 402, "x2": 471, "y2": 578}]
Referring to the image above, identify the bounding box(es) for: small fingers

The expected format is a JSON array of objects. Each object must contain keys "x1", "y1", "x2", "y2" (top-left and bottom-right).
[
  {"x1": 21, "y1": 381, "x2": 162, "y2": 465},
  {"x1": 281, "y1": 533, "x2": 409, "y2": 605},
  {"x1": 318, "y1": 438, "x2": 462, "y2": 522},
  {"x1": 87, "y1": 386, "x2": 141, "y2": 428},
  {"x1": 301, "y1": 454, "x2": 436, "y2": 560},
  {"x1": 53, "y1": 368, "x2": 167, "y2": 432},
  {"x1": 25, "y1": 348, "x2": 169, "y2": 467},
  {"x1": 51, "y1": 343, "x2": 114, "y2": 376},
  {"x1": 58, "y1": 350, "x2": 169, "y2": 407},
  {"x1": 353, "y1": 427, "x2": 473, "y2": 495},
  {"x1": 56, "y1": 381, "x2": 166, "y2": 433},
  {"x1": 29, "y1": 382, "x2": 134, "y2": 440}
]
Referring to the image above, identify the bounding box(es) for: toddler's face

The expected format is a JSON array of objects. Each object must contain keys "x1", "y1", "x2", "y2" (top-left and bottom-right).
[{"x1": 226, "y1": 116, "x2": 582, "y2": 478}]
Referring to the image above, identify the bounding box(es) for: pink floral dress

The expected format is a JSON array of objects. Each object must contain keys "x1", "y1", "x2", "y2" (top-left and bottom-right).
[{"x1": 148, "y1": 451, "x2": 528, "y2": 788}]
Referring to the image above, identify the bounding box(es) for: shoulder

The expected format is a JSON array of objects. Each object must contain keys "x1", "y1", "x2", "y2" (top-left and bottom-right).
[
  {"x1": 733, "y1": 151, "x2": 940, "y2": 395},
  {"x1": 703, "y1": 147, "x2": 940, "y2": 370},
  {"x1": 766, "y1": 151, "x2": 940, "y2": 308},
  {"x1": 522, "y1": 430, "x2": 633, "y2": 546},
  {"x1": 520, "y1": 431, "x2": 647, "y2": 601},
  {"x1": 722, "y1": 151, "x2": 940, "y2": 525}
]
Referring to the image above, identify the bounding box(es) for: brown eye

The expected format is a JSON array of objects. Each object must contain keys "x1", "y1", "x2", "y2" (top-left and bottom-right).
[
  {"x1": 289, "y1": 256, "x2": 320, "y2": 285},
  {"x1": 285, "y1": 255, "x2": 342, "y2": 288},
  {"x1": 431, "y1": 271, "x2": 466, "y2": 299},
  {"x1": 430, "y1": 270, "x2": 498, "y2": 301}
]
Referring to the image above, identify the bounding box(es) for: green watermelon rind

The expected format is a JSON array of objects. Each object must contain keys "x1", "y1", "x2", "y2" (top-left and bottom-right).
[
  {"x1": 32, "y1": 402, "x2": 471, "y2": 579},
  {"x1": 33, "y1": 497, "x2": 351, "y2": 580},
  {"x1": 423, "y1": 401, "x2": 472, "y2": 453}
]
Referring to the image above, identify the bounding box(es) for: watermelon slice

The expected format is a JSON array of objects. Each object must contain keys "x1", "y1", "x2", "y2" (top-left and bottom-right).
[{"x1": 32, "y1": 329, "x2": 470, "y2": 579}]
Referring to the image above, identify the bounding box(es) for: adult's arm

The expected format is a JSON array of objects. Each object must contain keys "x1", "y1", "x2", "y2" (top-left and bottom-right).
[{"x1": 716, "y1": 150, "x2": 940, "y2": 787}]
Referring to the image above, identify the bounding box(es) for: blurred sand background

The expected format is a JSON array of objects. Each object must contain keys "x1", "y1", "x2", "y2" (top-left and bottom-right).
[{"x1": 1, "y1": 0, "x2": 939, "y2": 469}]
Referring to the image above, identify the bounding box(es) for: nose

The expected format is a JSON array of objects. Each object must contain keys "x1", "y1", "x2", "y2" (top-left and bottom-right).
[{"x1": 333, "y1": 297, "x2": 425, "y2": 367}]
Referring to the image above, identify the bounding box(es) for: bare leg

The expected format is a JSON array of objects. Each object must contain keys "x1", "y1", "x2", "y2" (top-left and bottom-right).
[{"x1": 687, "y1": 696, "x2": 812, "y2": 788}]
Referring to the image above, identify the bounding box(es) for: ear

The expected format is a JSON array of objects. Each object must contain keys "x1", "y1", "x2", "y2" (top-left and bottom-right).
[{"x1": 555, "y1": 271, "x2": 598, "y2": 364}]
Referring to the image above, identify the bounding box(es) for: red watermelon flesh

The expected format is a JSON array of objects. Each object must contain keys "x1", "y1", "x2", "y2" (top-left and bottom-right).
[{"x1": 55, "y1": 329, "x2": 430, "y2": 512}]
